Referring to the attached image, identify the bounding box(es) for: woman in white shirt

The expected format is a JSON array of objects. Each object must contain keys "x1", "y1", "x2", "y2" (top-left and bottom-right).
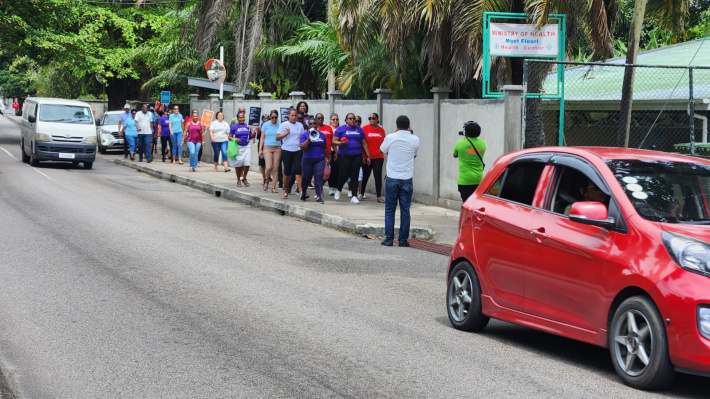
[
  {"x1": 275, "y1": 108, "x2": 304, "y2": 199},
  {"x1": 209, "y1": 111, "x2": 231, "y2": 172}
]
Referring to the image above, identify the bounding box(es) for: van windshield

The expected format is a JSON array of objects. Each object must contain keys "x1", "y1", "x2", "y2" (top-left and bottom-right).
[
  {"x1": 39, "y1": 105, "x2": 93, "y2": 124},
  {"x1": 606, "y1": 159, "x2": 710, "y2": 224}
]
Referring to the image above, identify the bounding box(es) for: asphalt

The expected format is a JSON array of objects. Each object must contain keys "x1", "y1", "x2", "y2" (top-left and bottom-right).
[{"x1": 4, "y1": 114, "x2": 461, "y2": 246}]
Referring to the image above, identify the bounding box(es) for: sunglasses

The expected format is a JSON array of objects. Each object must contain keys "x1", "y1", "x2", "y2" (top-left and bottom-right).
[
  {"x1": 346, "y1": 117, "x2": 355, "y2": 120},
  {"x1": 368, "y1": 117, "x2": 377, "y2": 120},
  {"x1": 317, "y1": 116, "x2": 324, "y2": 120},
  {"x1": 331, "y1": 118, "x2": 339, "y2": 121},
  {"x1": 271, "y1": 116, "x2": 278, "y2": 119}
]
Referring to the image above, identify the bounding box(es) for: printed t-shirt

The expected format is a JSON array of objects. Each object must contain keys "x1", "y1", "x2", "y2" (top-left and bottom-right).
[
  {"x1": 278, "y1": 121, "x2": 304, "y2": 152},
  {"x1": 209, "y1": 120, "x2": 230, "y2": 142},
  {"x1": 453, "y1": 138, "x2": 486, "y2": 185},
  {"x1": 299, "y1": 130, "x2": 326, "y2": 159},
  {"x1": 185, "y1": 121, "x2": 203, "y2": 143},
  {"x1": 261, "y1": 121, "x2": 281, "y2": 146},
  {"x1": 169, "y1": 113, "x2": 184, "y2": 133},
  {"x1": 158, "y1": 115, "x2": 170, "y2": 136},
  {"x1": 362, "y1": 124, "x2": 385, "y2": 159},
  {"x1": 380, "y1": 130, "x2": 420, "y2": 180},
  {"x1": 318, "y1": 125, "x2": 333, "y2": 155},
  {"x1": 334, "y1": 125, "x2": 365, "y2": 156},
  {"x1": 230, "y1": 123, "x2": 251, "y2": 146}
]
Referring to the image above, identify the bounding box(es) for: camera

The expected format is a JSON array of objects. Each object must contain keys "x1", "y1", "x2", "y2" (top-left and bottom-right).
[{"x1": 459, "y1": 121, "x2": 479, "y2": 136}]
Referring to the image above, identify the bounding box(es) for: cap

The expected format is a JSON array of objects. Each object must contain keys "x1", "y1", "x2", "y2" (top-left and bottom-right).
[{"x1": 123, "y1": 104, "x2": 130, "y2": 109}]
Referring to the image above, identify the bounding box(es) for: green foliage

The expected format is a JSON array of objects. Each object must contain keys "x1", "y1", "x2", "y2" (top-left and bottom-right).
[{"x1": 0, "y1": 53, "x2": 37, "y2": 99}]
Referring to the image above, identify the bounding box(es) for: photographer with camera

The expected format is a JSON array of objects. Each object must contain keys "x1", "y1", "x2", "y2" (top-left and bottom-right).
[{"x1": 453, "y1": 121, "x2": 486, "y2": 202}]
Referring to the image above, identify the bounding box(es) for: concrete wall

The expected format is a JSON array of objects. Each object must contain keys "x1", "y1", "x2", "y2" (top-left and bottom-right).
[
  {"x1": 80, "y1": 99, "x2": 108, "y2": 119},
  {"x1": 191, "y1": 96, "x2": 509, "y2": 210}
]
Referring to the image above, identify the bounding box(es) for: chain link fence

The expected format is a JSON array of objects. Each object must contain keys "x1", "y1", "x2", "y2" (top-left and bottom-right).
[{"x1": 523, "y1": 60, "x2": 710, "y2": 155}]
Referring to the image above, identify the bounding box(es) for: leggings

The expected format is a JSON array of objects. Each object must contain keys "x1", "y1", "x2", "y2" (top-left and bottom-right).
[
  {"x1": 171, "y1": 132, "x2": 183, "y2": 157},
  {"x1": 361, "y1": 157, "x2": 384, "y2": 197},
  {"x1": 160, "y1": 136, "x2": 172, "y2": 159},
  {"x1": 263, "y1": 145, "x2": 281, "y2": 185},
  {"x1": 301, "y1": 157, "x2": 325, "y2": 198},
  {"x1": 212, "y1": 141, "x2": 228, "y2": 163},
  {"x1": 328, "y1": 154, "x2": 339, "y2": 188},
  {"x1": 337, "y1": 154, "x2": 362, "y2": 193}
]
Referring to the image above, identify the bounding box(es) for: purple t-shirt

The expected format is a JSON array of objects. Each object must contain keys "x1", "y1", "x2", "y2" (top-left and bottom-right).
[
  {"x1": 334, "y1": 125, "x2": 366, "y2": 156},
  {"x1": 158, "y1": 115, "x2": 170, "y2": 136},
  {"x1": 230, "y1": 123, "x2": 251, "y2": 146},
  {"x1": 299, "y1": 130, "x2": 326, "y2": 159}
]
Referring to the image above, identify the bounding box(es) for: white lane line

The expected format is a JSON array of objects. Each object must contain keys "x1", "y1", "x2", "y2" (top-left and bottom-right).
[
  {"x1": 0, "y1": 146, "x2": 54, "y2": 180},
  {"x1": 0, "y1": 146, "x2": 17, "y2": 160}
]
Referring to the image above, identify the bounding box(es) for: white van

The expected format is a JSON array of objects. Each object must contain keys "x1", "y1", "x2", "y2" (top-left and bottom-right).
[{"x1": 20, "y1": 97, "x2": 98, "y2": 169}]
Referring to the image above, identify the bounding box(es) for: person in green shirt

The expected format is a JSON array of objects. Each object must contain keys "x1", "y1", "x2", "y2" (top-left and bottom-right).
[{"x1": 453, "y1": 121, "x2": 486, "y2": 202}]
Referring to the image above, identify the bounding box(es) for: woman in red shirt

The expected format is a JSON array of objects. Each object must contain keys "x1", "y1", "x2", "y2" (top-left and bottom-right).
[{"x1": 360, "y1": 112, "x2": 386, "y2": 202}]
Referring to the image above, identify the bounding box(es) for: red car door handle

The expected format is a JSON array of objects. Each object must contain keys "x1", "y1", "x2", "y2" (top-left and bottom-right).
[
  {"x1": 472, "y1": 208, "x2": 486, "y2": 221},
  {"x1": 530, "y1": 228, "x2": 549, "y2": 240}
]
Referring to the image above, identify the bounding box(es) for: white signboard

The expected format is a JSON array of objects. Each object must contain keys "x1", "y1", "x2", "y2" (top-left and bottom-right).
[{"x1": 489, "y1": 23, "x2": 559, "y2": 56}]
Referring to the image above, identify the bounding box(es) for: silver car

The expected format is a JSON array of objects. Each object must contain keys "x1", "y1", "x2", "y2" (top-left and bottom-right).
[{"x1": 97, "y1": 111, "x2": 125, "y2": 154}]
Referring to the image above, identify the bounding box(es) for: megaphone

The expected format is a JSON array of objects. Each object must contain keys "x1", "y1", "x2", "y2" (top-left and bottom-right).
[{"x1": 309, "y1": 128, "x2": 319, "y2": 142}]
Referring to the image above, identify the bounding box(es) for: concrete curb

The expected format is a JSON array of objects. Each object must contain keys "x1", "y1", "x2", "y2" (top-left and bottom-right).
[
  {"x1": 114, "y1": 159, "x2": 434, "y2": 240},
  {"x1": 4, "y1": 116, "x2": 21, "y2": 126}
]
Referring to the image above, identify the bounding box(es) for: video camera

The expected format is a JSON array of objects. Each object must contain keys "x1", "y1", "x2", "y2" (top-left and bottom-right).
[{"x1": 459, "y1": 121, "x2": 479, "y2": 136}]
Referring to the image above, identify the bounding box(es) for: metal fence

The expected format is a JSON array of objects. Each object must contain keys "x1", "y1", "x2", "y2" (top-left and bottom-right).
[{"x1": 523, "y1": 60, "x2": 710, "y2": 156}]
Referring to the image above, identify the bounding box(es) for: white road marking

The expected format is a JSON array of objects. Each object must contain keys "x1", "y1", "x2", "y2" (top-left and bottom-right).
[
  {"x1": 0, "y1": 146, "x2": 17, "y2": 160},
  {"x1": 32, "y1": 168, "x2": 54, "y2": 181}
]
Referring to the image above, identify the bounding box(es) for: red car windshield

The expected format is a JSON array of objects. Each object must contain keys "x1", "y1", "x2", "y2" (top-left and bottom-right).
[{"x1": 606, "y1": 159, "x2": 710, "y2": 224}]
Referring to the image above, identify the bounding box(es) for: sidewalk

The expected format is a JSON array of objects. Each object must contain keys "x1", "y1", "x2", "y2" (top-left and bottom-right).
[{"x1": 112, "y1": 156, "x2": 462, "y2": 247}]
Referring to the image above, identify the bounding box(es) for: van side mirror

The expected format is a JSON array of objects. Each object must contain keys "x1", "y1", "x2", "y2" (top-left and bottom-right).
[
  {"x1": 28, "y1": 115, "x2": 36, "y2": 123},
  {"x1": 95, "y1": 118, "x2": 101, "y2": 126},
  {"x1": 569, "y1": 201, "x2": 615, "y2": 228}
]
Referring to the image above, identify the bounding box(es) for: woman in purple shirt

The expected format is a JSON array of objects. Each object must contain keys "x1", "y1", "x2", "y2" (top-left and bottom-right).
[
  {"x1": 332, "y1": 113, "x2": 371, "y2": 204},
  {"x1": 299, "y1": 119, "x2": 329, "y2": 203},
  {"x1": 156, "y1": 111, "x2": 172, "y2": 162},
  {"x1": 228, "y1": 111, "x2": 254, "y2": 187}
]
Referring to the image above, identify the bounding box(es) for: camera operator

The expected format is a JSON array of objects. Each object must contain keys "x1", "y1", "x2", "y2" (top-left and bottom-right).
[{"x1": 453, "y1": 121, "x2": 486, "y2": 202}]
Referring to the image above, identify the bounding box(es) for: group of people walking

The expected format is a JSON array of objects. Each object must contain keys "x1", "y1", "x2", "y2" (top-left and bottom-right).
[{"x1": 114, "y1": 99, "x2": 485, "y2": 247}]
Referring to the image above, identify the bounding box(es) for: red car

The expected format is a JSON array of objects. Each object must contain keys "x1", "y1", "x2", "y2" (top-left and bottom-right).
[{"x1": 447, "y1": 147, "x2": 710, "y2": 390}]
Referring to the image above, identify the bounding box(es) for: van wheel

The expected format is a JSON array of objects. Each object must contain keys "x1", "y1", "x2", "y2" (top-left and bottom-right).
[
  {"x1": 83, "y1": 162, "x2": 93, "y2": 170},
  {"x1": 20, "y1": 139, "x2": 30, "y2": 163},
  {"x1": 30, "y1": 151, "x2": 39, "y2": 167},
  {"x1": 609, "y1": 296, "x2": 674, "y2": 390},
  {"x1": 446, "y1": 261, "x2": 489, "y2": 332}
]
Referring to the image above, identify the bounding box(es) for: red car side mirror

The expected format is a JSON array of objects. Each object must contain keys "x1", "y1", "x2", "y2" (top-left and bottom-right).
[{"x1": 569, "y1": 201, "x2": 615, "y2": 228}]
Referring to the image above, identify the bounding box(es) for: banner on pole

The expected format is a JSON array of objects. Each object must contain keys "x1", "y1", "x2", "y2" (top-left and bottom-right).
[{"x1": 201, "y1": 109, "x2": 214, "y2": 126}]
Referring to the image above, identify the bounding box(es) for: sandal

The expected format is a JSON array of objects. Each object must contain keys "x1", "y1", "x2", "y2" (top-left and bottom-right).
[
  {"x1": 272, "y1": 188, "x2": 278, "y2": 193},
  {"x1": 263, "y1": 182, "x2": 269, "y2": 191},
  {"x1": 237, "y1": 181, "x2": 242, "y2": 187},
  {"x1": 214, "y1": 167, "x2": 219, "y2": 172},
  {"x1": 282, "y1": 193, "x2": 288, "y2": 199},
  {"x1": 242, "y1": 180, "x2": 250, "y2": 187},
  {"x1": 224, "y1": 168, "x2": 231, "y2": 173},
  {"x1": 377, "y1": 197, "x2": 385, "y2": 203},
  {"x1": 178, "y1": 160, "x2": 183, "y2": 165}
]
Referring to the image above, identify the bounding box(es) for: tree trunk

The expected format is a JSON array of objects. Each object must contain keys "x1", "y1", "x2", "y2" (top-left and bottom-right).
[{"x1": 616, "y1": 0, "x2": 647, "y2": 147}]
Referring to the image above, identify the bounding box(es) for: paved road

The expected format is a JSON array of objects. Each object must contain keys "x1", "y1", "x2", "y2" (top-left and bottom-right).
[{"x1": 0, "y1": 117, "x2": 707, "y2": 398}]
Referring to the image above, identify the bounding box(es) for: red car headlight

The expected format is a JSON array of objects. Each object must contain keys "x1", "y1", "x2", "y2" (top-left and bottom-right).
[{"x1": 663, "y1": 231, "x2": 710, "y2": 276}]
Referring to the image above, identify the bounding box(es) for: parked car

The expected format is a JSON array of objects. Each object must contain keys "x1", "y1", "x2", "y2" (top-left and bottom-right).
[
  {"x1": 97, "y1": 110, "x2": 125, "y2": 154},
  {"x1": 20, "y1": 97, "x2": 97, "y2": 169},
  {"x1": 447, "y1": 147, "x2": 710, "y2": 390}
]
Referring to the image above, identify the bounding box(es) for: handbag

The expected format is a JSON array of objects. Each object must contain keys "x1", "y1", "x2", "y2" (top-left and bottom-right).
[
  {"x1": 227, "y1": 139, "x2": 239, "y2": 158},
  {"x1": 322, "y1": 159, "x2": 331, "y2": 181}
]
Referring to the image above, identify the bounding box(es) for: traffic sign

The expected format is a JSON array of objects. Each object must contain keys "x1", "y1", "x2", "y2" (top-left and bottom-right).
[{"x1": 161, "y1": 91, "x2": 171, "y2": 105}]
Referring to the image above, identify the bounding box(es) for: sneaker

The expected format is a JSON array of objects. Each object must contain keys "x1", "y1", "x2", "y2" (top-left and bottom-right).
[
  {"x1": 334, "y1": 191, "x2": 341, "y2": 200},
  {"x1": 300, "y1": 194, "x2": 306, "y2": 202},
  {"x1": 381, "y1": 240, "x2": 393, "y2": 246},
  {"x1": 147, "y1": 157, "x2": 153, "y2": 163},
  {"x1": 358, "y1": 194, "x2": 364, "y2": 200},
  {"x1": 328, "y1": 187, "x2": 336, "y2": 196},
  {"x1": 398, "y1": 240, "x2": 410, "y2": 247},
  {"x1": 351, "y1": 196, "x2": 359, "y2": 204},
  {"x1": 139, "y1": 158, "x2": 143, "y2": 162},
  {"x1": 348, "y1": 190, "x2": 353, "y2": 198},
  {"x1": 278, "y1": 187, "x2": 283, "y2": 191},
  {"x1": 124, "y1": 154, "x2": 128, "y2": 159},
  {"x1": 315, "y1": 197, "x2": 324, "y2": 204}
]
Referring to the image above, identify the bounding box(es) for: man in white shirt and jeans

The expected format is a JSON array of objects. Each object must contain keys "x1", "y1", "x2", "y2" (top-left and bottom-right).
[
  {"x1": 134, "y1": 103, "x2": 155, "y2": 162},
  {"x1": 380, "y1": 115, "x2": 419, "y2": 247}
]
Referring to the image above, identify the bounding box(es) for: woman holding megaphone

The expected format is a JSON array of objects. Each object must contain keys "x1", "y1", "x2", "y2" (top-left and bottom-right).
[{"x1": 299, "y1": 119, "x2": 329, "y2": 203}]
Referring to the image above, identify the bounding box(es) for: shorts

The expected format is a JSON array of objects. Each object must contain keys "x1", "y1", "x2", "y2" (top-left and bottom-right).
[
  {"x1": 229, "y1": 145, "x2": 251, "y2": 167},
  {"x1": 281, "y1": 149, "x2": 303, "y2": 176}
]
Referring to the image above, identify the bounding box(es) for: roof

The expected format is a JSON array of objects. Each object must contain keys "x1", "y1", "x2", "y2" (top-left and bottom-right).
[
  {"x1": 543, "y1": 37, "x2": 710, "y2": 101},
  {"x1": 512, "y1": 146, "x2": 710, "y2": 164},
  {"x1": 26, "y1": 97, "x2": 94, "y2": 107}
]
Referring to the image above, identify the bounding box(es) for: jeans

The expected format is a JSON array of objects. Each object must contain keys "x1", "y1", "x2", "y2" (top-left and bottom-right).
[
  {"x1": 137, "y1": 133, "x2": 151, "y2": 159},
  {"x1": 187, "y1": 141, "x2": 201, "y2": 169},
  {"x1": 384, "y1": 177, "x2": 413, "y2": 243},
  {"x1": 212, "y1": 140, "x2": 228, "y2": 163},
  {"x1": 171, "y1": 132, "x2": 183, "y2": 158},
  {"x1": 125, "y1": 135, "x2": 137, "y2": 154}
]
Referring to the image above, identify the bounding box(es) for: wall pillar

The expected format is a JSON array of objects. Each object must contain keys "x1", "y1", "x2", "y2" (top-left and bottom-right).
[
  {"x1": 208, "y1": 93, "x2": 220, "y2": 113},
  {"x1": 374, "y1": 88, "x2": 392, "y2": 123},
  {"x1": 231, "y1": 92, "x2": 245, "y2": 116},
  {"x1": 188, "y1": 94, "x2": 198, "y2": 113},
  {"x1": 431, "y1": 87, "x2": 451, "y2": 207},
  {"x1": 327, "y1": 90, "x2": 343, "y2": 118},
  {"x1": 289, "y1": 91, "x2": 306, "y2": 108},
  {"x1": 258, "y1": 92, "x2": 272, "y2": 117},
  {"x1": 503, "y1": 85, "x2": 523, "y2": 153}
]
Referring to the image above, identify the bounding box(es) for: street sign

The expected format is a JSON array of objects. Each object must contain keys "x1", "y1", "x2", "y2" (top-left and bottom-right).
[
  {"x1": 161, "y1": 91, "x2": 171, "y2": 105},
  {"x1": 201, "y1": 109, "x2": 214, "y2": 126},
  {"x1": 248, "y1": 107, "x2": 262, "y2": 126},
  {"x1": 204, "y1": 59, "x2": 227, "y2": 85}
]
